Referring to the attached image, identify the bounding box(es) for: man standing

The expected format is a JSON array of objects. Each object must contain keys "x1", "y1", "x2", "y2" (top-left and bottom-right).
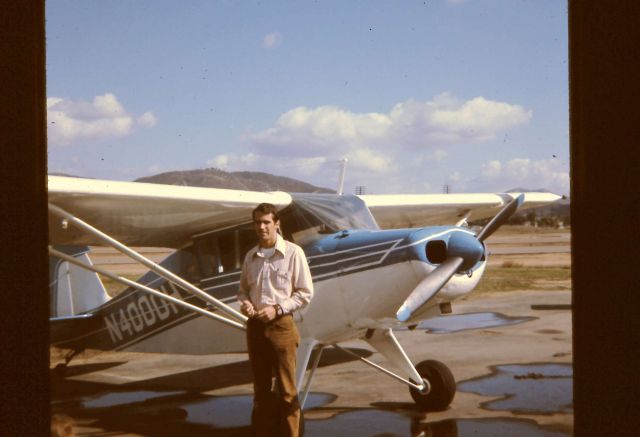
[{"x1": 238, "y1": 203, "x2": 313, "y2": 437}]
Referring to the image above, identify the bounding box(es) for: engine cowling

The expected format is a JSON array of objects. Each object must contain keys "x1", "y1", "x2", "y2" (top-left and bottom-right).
[{"x1": 426, "y1": 230, "x2": 484, "y2": 272}]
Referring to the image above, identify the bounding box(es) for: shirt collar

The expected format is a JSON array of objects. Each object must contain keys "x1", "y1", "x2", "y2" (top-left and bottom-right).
[{"x1": 253, "y1": 234, "x2": 286, "y2": 258}]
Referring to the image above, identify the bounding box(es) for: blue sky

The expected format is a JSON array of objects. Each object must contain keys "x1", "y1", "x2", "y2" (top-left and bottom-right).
[{"x1": 46, "y1": 0, "x2": 568, "y2": 195}]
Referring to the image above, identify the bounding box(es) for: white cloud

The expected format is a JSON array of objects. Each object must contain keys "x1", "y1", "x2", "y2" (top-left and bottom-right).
[
  {"x1": 137, "y1": 111, "x2": 157, "y2": 127},
  {"x1": 433, "y1": 149, "x2": 448, "y2": 161},
  {"x1": 208, "y1": 153, "x2": 253, "y2": 170},
  {"x1": 263, "y1": 32, "x2": 283, "y2": 49},
  {"x1": 388, "y1": 94, "x2": 532, "y2": 146},
  {"x1": 245, "y1": 105, "x2": 392, "y2": 156},
  {"x1": 448, "y1": 171, "x2": 463, "y2": 183},
  {"x1": 47, "y1": 93, "x2": 156, "y2": 146},
  {"x1": 293, "y1": 156, "x2": 329, "y2": 173},
  {"x1": 210, "y1": 154, "x2": 231, "y2": 169},
  {"x1": 208, "y1": 94, "x2": 539, "y2": 194},
  {"x1": 463, "y1": 158, "x2": 569, "y2": 195},
  {"x1": 345, "y1": 148, "x2": 395, "y2": 173},
  {"x1": 481, "y1": 160, "x2": 502, "y2": 177},
  {"x1": 243, "y1": 94, "x2": 531, "y2": 157}
]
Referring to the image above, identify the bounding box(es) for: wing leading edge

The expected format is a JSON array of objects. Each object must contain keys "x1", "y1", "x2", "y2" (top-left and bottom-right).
[
  {"x1": 49, "y1": 175, "x2": 562, "y2": 246},
  {"x1": 359, "y1": 192, "x2": 562, "y2": 229},
  {"x1": 48, "y1": 176, "x2": 292, "y2": 248}
]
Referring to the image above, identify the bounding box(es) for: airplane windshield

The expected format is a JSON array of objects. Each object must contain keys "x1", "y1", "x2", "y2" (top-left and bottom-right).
[
  {"x1": 191, "y1": 193, "x2": 379, "y2": 279},
  {"x1": 280, "y1": 193, "x2": 379, "y2": 246}
]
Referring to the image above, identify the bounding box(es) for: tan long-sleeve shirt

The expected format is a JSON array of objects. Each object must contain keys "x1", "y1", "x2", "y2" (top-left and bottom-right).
[{"x1": 237, "y1": 235, "x2": 314, "y2": 314}]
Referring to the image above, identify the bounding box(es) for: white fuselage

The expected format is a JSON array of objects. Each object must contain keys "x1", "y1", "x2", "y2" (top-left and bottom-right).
[{"x1": 123, "y1": 257, "x2": 486, "y2": 355}]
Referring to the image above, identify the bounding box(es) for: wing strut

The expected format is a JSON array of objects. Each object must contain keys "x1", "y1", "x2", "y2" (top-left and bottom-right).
[
  {"x1": 49, "y1": 248, "x2": 245, "y2": 330},
  {"x1": 48, "y1": 203, "x2": 248, "y2": 325}
]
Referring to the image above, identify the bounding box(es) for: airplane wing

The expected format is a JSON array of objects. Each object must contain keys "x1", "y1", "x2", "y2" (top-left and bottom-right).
[
  {"x1": 48, "y1": 176, "x2": 292, "y2": 248},
  {"x1": 359, "y1": 192, "x2": 562, "y2": 229}
]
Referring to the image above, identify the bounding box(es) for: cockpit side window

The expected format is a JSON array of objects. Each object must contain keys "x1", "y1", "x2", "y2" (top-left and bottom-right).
[
  {"x1": 193, "y1": 225, "x2": 256, "y2": 279},
  {"x1": 238, "y1": 228, "x2": 256, "y2": 262},
  {"x1": 193, "y1": 237, "x2": 221, "y2": 278}
]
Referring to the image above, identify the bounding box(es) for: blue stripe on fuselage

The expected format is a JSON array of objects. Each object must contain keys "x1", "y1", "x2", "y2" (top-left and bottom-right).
[{"x1": 53, "y1": 227, "x2": 481, "y2": 351}]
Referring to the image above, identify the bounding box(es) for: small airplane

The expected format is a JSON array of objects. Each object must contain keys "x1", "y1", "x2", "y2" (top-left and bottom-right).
[{"x1": 48, "y1": 174, "x2": 561, "y2": 411}]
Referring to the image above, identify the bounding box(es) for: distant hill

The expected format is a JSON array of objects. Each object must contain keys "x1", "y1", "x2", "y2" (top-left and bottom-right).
[
  {"x1": 48, "y1": 172, "x2": 92, "y2": 178},
  {"x1": 134, "y1": 168, "x2": 334, "y2": 193},
  {"x1": 507, "y1": 187, "x2": 552, "y2": 193}
]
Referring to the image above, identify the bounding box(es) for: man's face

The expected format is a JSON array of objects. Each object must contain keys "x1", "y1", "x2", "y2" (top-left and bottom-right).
[{"x1": 253, "y1": 212, "x2": 279, "y2": 247}]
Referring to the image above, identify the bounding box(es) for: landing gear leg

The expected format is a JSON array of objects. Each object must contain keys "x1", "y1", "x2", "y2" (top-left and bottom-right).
[{"x1": 352, "y1": 329, "x2": 456, "y2": 411}]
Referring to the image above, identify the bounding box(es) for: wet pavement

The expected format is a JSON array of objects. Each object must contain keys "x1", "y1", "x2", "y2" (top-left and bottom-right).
[
  {"x1": 52, "y1": 387, "x2": 571, "y2": 436},
  {"x1": 51, "y1": 350, "x2": 572, "y2": 436},
  {"x1": 457, "y1": 363, "x2": 573, "y2": 415},
  {"x1": 409, "y1": 312, "x2": 536, "y2": 334},
  {"x1": 51, "y1": 289, "x2": 573, "y2": 436}
]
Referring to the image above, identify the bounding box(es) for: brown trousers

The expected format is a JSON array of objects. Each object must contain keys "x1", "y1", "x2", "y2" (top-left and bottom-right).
[{"x1": 246, "y1": 315, "x2": 301, "y2": 437}]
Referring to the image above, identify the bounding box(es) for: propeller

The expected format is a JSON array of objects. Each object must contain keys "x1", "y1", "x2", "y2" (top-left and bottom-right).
[
  {"x1": 396, "y1": 194, "x2": 525, "y2": 322},
  {"x1": 476, "y1": 193, "x2": 525, "y2": 242}
]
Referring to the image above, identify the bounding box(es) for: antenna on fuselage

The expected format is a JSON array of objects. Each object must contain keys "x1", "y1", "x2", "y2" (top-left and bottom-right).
[{"x1": 337, "y1": 158, "x2": 348, "y2": 195}]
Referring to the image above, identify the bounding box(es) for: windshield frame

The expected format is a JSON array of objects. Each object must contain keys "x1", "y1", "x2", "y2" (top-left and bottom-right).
[{"x1": 279, "y1": 193, "x2": 379, "y2": 246}]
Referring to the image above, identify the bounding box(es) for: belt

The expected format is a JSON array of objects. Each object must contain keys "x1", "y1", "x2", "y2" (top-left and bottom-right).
[{"x1": 248, "y1": 313, "x2": 292, "y2": 324}]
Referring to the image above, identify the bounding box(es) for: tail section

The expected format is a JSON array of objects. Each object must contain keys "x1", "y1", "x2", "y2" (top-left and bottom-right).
[
  {"x1": 49, "y1": 246, "x2": 111, "y2": 317},
  {"x1": 49, "y1": 247, "x2": 247, "y2": 355}
]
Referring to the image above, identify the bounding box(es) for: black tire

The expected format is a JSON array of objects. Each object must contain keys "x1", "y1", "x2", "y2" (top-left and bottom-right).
[{"x1": 409, "y1": 360, "x2": 456, "y2": 411}]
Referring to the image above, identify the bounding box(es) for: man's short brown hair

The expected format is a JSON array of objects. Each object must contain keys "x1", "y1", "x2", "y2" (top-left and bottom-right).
[{"x1": 252, "y1": 203, "x2": 280, "y2": 222}]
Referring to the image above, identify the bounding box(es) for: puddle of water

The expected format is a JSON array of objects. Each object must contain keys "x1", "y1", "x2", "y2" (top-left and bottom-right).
[
  {"x1": 56, "y1": 388, "x2": 572, "y2": 436},
  {"x1": 406, "y1": 312, "x2": 535, "y2": 334},
  {"x1": 306, "y1": 409, "x2": 412, "y2": 436},
  {"x1": 185, "y1": 393, "x2": 336, "y2": 428},
  {"x1": 455, "y1": 418, "x2": 570, "y2": 437},
  {"x1": 82, "y1": 390, "x2": 184, "y2": 408},
  {"x1": 305, "y1": 412, "x2": 570, "y2": 436},
  {"x1": 458, "y1": 363, "x2": 573, "y2": 414}
]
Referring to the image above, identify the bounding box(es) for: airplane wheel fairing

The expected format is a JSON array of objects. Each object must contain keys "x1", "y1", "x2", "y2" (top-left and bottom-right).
[{"x1": 410, "y1": 360, "x2": 456, "y2": 411}]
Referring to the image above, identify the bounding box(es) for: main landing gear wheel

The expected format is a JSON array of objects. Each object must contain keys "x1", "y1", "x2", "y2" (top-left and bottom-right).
[{"x1": 409, "y1": 360, "x2": 456, "y2": 411}]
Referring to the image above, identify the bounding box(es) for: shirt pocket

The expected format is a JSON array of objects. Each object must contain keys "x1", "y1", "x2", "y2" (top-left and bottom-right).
[{"x1": 272, "y1": 268, "x2": 291, "y2": 291}]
